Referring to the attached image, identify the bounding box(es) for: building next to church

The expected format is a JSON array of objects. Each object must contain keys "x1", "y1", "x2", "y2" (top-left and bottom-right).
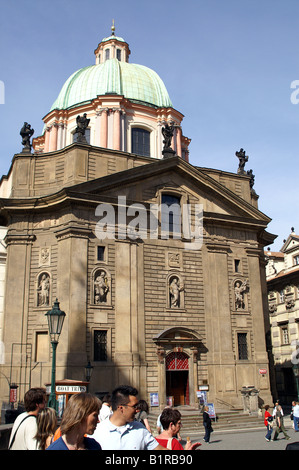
[
  {"x1": 0, "y1": 25, "x2": 276, "y2": 411},
  {"x1": 265, "y1": 229, "x2": 299, "y2": 404}
]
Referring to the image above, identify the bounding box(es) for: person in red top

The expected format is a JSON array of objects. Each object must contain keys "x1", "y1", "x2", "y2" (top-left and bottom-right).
[
  {"x1": 264, "y1": 405, "x2": 273, "y2": 441},
  {"x1": 155, "y1": 408, "x2": 201, "y2": 450}
]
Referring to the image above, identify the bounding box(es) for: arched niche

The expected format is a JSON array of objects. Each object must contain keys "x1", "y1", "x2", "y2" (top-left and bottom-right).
[
  {"x1": 36, "y1": 271, "x2": 51, "y2": 307},
  {"x1": 92, "y1": 268, "x2": 112, "y2": 306}
]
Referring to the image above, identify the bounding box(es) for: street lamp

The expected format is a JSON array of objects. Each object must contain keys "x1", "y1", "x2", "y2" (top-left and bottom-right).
[
  {"x1": 85, "y1": 361, "x2": 94, "y2": 383},
  {"x1": 293, "y1": 363, "x2": 299, "y2": 401},
  {"x1": 45, "y1": 299, "x2": 66, "y2": 410}
]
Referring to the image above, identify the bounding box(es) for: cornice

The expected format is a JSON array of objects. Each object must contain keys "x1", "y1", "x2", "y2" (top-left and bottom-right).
[
  {"x1": 4, "y1": 232, "x2": 36, "y2": 246},
  {"x1": 54, "y1": 224, "x2": 91, "y2": 241}
]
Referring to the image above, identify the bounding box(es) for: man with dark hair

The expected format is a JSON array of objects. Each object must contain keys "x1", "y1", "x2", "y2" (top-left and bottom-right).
[
  {"x1": 92, "y1": 385, "x2": 166, "y2": 450},
  {"x1": 8, "y1": 387, "x2": 47, "y2": 450},
  {"x1": 110, "y1": 385, "x2": 138, "y2": 411}
]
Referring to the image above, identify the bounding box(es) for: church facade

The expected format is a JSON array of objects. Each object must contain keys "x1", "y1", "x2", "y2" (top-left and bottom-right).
[{"x1": 0, "y1": 27, "x2": 275, "y2": 410}]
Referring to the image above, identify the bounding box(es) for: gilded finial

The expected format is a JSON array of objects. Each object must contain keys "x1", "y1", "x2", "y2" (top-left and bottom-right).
[{"x1": 111, "y1": 19, "x2": 115, "y2": 35}]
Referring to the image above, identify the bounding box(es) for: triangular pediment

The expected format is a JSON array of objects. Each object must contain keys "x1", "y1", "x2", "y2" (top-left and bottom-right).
[
  {"x1": 66, "y1": 156, "x2": 271, "y2": 224},
  {"x1": 281, "y1": 233, "x2": 299, "y2": 253}
]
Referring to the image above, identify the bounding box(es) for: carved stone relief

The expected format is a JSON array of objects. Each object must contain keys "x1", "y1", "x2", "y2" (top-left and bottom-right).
[{"x1": 39, "y1": 247, "x2": 51, "y2": 266}]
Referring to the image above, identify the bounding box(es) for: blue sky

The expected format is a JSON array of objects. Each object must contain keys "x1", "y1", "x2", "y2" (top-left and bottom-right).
[{"x1": 0, "y1": 0, "x2": 298, "y2": 250}]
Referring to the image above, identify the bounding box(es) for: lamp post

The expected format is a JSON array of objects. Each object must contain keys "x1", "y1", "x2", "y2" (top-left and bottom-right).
[
  {"x1": 45, "y1": 299, "x2": 66, "y2": 410},
  {"x1": 85, "y1": 361, "x2": 94, "y2": 391},
  {"x1": 293, "y1": 363, "x2": 299, "y2": 402},
  {"x1": 85, "y1": 361, "x2": 94, "y2": 382}
]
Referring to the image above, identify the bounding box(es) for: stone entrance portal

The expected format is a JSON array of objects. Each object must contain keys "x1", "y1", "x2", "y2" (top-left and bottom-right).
[
  {"x1": 153, "y1": 327, "x2": 204, "y2": 409},
  {"x1": 166, "y1": 352, "x2": 189, "y2": 405}
]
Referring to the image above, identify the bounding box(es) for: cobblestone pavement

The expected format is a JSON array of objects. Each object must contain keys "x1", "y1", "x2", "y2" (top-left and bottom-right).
[{"x1": 180, "y1": 418, "x2": 298, "y2": 451}]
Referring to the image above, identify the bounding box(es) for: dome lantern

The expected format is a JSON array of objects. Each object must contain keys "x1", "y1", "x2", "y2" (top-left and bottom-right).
[{"x1": 94, "y1": 21, "x2": 131, "y2": 64}]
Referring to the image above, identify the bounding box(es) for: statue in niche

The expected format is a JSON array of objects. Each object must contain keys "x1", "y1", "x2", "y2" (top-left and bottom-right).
[
  {"x1": 20, "y1": 122, "x2": 34, "y2": 153},
  {"x1": 234, "y1": 279, "x2": 249, "y2": 310},
  {"x1": 94, "y1": 271, "x2": 109, "y2": 304},
  {"x1": 235, "y1": 148, "x2": 248, "y2": 175},
  {"x1": 37, "y1": 273, "x2": 50, "y2": 306},
  {"x1": 75, "y1": 113, "x2": 90, "y2": 143},
  {"x1": 169, "y1": 276, "x2": 184, "y2": 308}
]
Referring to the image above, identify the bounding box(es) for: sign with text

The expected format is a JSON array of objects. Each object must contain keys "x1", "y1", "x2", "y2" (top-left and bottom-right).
[
  {"x1": 46, "y1": 385, "x2": 87, "y2": 394},
  {"x1": 150, "y1": 393, "x2": 159, "y2": 407},
  {"x1": 207, "y1": 403, "x2": 216, "y2": 419}
]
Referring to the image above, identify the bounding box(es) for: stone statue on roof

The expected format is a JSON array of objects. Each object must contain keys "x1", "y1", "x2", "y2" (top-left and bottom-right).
[
  {"x1": 75, "y1": 113, "x2": 90, "y2": 143},
  {"x1": 20, "y1": 122, "x2": 34, "y2": 153},
  {"x1": 235, "y1": 148, "x2": 248, "y2": 175},
  {"x1": 162, "y1": 123, "x2": 174, "y2": 150}
]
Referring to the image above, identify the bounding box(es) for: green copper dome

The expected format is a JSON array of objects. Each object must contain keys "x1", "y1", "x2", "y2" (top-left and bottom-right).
[{"x1": 50, "y1": 58, "x2": 173, "y2": 111}]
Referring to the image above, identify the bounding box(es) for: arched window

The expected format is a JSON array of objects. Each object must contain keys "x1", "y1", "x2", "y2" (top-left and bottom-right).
[{"x1": 131, "y1": 128, "x2": 150, "y2": 157}]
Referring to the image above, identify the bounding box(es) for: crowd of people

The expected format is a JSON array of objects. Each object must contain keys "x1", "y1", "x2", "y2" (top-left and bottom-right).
[
  {"x1": 264, "y1": 400, "x2": 299, "y2": 445},
  {"x1": 7, "y1": 386, "x2": 299, "y2": 451},
  {"x1": 7, "y1": 386, "x2": 201, "y2": 451}
]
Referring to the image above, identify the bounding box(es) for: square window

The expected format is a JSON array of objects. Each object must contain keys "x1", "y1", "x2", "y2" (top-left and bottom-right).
[
  {"x1": 234, "y1": 259, "x2": 240, "y2": 273},
  {"x1": 237, "y1": 333, "x2": 248, "y2": 360},
  {"x1": 97, "y1": 246, "x2": 105, "y2": 262},
  {"x1": 94, "y1": 330, "x2": 107, "y2": 361},
  {"x1": 281, "y1": 326, "x2": 289, "y2": 345}
]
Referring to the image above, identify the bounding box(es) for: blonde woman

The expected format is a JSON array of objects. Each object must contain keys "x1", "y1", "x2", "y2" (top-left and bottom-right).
[
  {"x1": 47, "y1": 393, "x2": 101, "y2": 450},
  {"x1": 35, "y1": 407, "x2": 57, "y2": 450}
]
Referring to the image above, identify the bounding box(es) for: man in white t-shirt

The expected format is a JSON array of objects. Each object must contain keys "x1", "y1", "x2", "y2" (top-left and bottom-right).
[
  {"x1": 293, "y1": 401, "x2": 299, "y2": 432},
  {"x1": 8, "y1": 387, "x2": 47, "y2": 450},
  {"x1": 92, "y1": 385, "x2": 166, "y2": 450}
]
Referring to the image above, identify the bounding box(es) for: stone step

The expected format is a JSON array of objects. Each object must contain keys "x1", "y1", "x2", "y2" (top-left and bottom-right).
[{"x1": 148, "y1": 408, "x2": 265, "y2": 434}]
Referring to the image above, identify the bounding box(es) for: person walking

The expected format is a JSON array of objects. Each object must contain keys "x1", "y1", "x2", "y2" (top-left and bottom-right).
[
  {"x1": 264, "y1": 405, "x2": 274, "y2": 442},
  {"x1": 272, "y1": 401, "x2": 284, "y2": 418},
  {"x1": 273, "y1": 405, "x2": 291, "y2": 441},
  {"x1": 8, "y1": 387, "x2": 47, "y2": 450},
  {"x1": 35, "y1": 407, "x2": 57, "y2": 449},
  {"x1": 203, "y1": 405, "x2": 213, "y2": 443},
  {"x1": 293, "y1": 401, "x2": 299, "y2": 432},
  {"x1": 46, "y1": 393, "x2": 101, "y2": 450}
]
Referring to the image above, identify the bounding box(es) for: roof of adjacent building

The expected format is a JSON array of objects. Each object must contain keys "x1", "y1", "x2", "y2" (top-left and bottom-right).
[{"x1": 267, "y1": 264, "x2": 299, "y2": 282}]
